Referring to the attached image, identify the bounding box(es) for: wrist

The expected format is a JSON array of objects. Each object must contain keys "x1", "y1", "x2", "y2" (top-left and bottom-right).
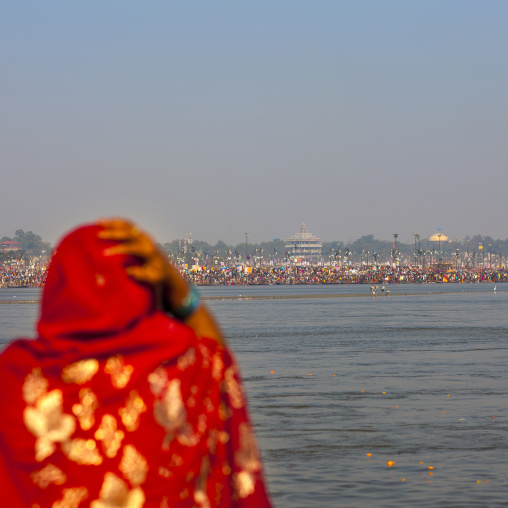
[{"x1": 165, "y1": 285, "x2": 201, "y2": 320}]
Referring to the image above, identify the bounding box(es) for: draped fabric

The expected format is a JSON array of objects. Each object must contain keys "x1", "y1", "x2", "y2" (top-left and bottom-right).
[{"x1": 0, "y1": 224, "x2": 272, "y2": 508}]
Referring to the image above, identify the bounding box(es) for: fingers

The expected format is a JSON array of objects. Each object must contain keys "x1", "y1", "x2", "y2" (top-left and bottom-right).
[
  {"x1": 97, "y1": 218, "x2": 140, "y2": 241},
  {"x1": 104, "y1": 235, "x2": 154, "y2": 258},
  {"x1": 97, "y1": 218, "x2": 171, "y2": 286},
  {"x1": 98, "y1": 219, "x2": 155, "y2": 258},
  {"x1": 126, "y1": 265, "x2": 161, "y2": 284}
]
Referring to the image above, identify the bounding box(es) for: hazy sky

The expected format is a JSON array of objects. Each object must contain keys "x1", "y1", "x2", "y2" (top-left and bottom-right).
[{"x1": 1, "y1": 1, "x2": 507, "y2": 246}]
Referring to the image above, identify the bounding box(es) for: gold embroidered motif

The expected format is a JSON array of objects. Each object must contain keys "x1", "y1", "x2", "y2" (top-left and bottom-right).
[
  {"x1": 62, "y1": 359, "x2": 99, "y2": 385},
  {"x1": 23, "y1": 368, "x2": 49, "y2": 404},
  {"x1": 198, "y1": 343, "x2": 212, "y2": 369},
  {"x1": 23, "y1": 389, "x2": 76, "y2": 462},
  {"x1": 224, "y1": 367, "x2": 244, "y2": 409},
  {"x1": 95, "y1": 414, "x2": 124, "y2": 458},
  {"x1": 152, "y1": 379, "x2": 199, "y2": 448},
  {"x1": 72, "y1": 388, "x2": 99, "y2": 431},
  {"x1": 62, "y1": 438, "x2": 103, "y2": 466},
  {"x1": 235, "y1": 423, "x2": 261, "y2": 473},
  {"x1": 90, "y1": 472, "x2": 145, "y2": 508},
  {"x1": 232, "y1": 423, "x2": 261, "y2": 499},
  {"x1": 218, "y1": 402, "x2": 232, "y2": 421},
  {"x1": 147, "y1": 366, "x2": 168, "y2": 397},
  {"x1": 52, "y1": 487, "x2": 88, "y2": 508},
  {"x1": 211, "y1": 353, "x2": 224, "y2": 381},
  {"x1": 105, "y1": 356, "x2": 133, "y2": 389},
  {"x1": 194, "y1": 456, "x2": 211, "y2": 508},
  {"x1": 177, "y1": 347, "x2": 196, "y2": 370},
  {"x1": 119, "y1": 444, "x2": 148, "y2": 486},
  {"x1": 153, "y1": 379, "x2": 186, "y2": 436},
  {"x1": 219, "y1": 431, "x2": 230, "y2": 444},
  {"x1": 118, "y1": 390, "x2": 146, "y2": 432},
  {"x1": 158, "y1": 467, "x2": 171, "y2": 478},
  {"x1": 31, "y1": 464, "x2": 67, "y2": 489},
  {"x1": 232, "y1": 471, "x2": 255, "y2": 499},
  {"x1": 197, "y1": 414, "x2": 207, "y2": 434},
  {"x1": 170, "y1": 454, "x2": 183, "y2": 467}
]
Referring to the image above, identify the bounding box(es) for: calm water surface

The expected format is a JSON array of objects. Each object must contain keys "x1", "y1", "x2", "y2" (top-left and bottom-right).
[{"x1": 1, "y1": 284, "x2": 507, "y2": 507}]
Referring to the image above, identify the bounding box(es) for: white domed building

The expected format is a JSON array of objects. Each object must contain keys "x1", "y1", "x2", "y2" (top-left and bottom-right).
[{"x1": 285, "y1": 222, "x2": 322, "y2": 264}]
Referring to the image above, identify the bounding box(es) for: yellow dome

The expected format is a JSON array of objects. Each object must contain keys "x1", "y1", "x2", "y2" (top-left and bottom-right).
[{"x1": 429, "y1": 233, "x2": 449, "y2": 242}]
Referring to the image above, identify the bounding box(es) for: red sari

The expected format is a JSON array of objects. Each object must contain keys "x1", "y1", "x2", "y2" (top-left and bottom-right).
[{"x1": 0, "y1": 224, "x2": 272, "y2": 508}]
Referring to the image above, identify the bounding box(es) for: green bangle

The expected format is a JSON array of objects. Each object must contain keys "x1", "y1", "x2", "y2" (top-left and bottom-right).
[{"x1": 170, "y1": 285, "x2": 201, "y2": 320}]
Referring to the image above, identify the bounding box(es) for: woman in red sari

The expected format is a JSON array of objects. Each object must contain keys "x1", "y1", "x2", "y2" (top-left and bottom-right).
[{"x1": 0, "y1": 219, "x2": 272, "y2": 508}]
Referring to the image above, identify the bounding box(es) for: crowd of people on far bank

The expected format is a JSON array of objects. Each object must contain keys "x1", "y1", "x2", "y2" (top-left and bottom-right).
[
  {"x1": 1, "y1": 264, "x2": 507, "y2": 288},
  {"x1": 0, "y1": 268, "x2": 47, "y2": 288},
  {"x1": 182, "y1": 265, "x2": 506, "y2": 285}
]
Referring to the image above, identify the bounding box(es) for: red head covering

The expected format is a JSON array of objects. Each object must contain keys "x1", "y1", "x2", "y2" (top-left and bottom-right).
[{"x1": 0, "y1": 223, "x2": 272, "y2": 507}]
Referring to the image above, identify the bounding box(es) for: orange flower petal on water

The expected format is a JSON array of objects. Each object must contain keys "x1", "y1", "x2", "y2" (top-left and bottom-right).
[
  {"x1": 366, "y1": 453, "x2": 372, "y2": 457},
  {"x1": 387, "y1": 461, "x2": 395, "y2": 467}
]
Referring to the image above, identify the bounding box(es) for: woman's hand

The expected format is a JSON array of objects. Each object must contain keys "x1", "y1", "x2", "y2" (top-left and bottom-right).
[
  {"x1": 98, "y1": 218, "x2": 176, "y2": 284},
  {"x1": 97, "y1": 218, "x2": 223, "y2": 344}
]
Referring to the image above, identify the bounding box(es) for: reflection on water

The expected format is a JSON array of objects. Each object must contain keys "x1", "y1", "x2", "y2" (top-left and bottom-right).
[{"x1": 2, "y1": 284, "x2": 508, "y2": 507}]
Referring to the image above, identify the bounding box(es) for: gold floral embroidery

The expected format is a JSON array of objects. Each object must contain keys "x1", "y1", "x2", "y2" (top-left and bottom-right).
[
  {"x1": 95, "y1": 414, "x2": 124, "y2": 458},
  {"x1": 198, "y1": 343, "x2": 212, "y2": 369},
  {"x1": 153, "y1": 379, "x2": 185, "y2": 433},
  {"x1": 72, "y1": 388, "x2": 99, "y2": 431},
  {"x1": 224, "y1": 367, "x2": 244, "y2": 409},
  {"x1": 232, "y1": 423, "x2": 261, "y2": 499},
  {"x1": 218, "y1": 402, "x2": 232, "y2": 421},
  {"x1": 23, "y1": 368, "x2": 49, "y2": 404},
  {"x1": 177, "y1": 347, "x2": 196, "y2": 370},
  {"x1": 90, "y1": 472, "x2": 145, "y2": 508},
  {"x1": 211, "y1": 353, "x2": 224, "y2": 381},
  {"x1": 153, "y1": 379, "x2": 198, "y2": 448},
  {"x1": 119, "y1": 445, "x2": 148, "y2": 486},
  {"x1": 23, "y1": 389, "x2": 76, "y2": 462},
  {"x1": 105, "y1": 356, "x2": 133, "y2": 389},
  {"x1": 52, "y1": 487, "x2": 88, "y2": 508},
  {"x1": 148, "y1": 366, "x2": 168, "y2": 397},
  {"x1": 31, "y1": 464, "x2": 67, "y2": 489},
  {"x1": 158, "y1": 467, "x2": 171, "y2": 478},
  {"x1": 118, "y1": 391, "x2": 146, "y2": 432},
  {"x1": 232, "y1": 471, "x2": 255, "y2": 499},
  {"x1": 62, "y1": 359, "x2": 99, "y2": 385},
  {"x1": 194, "y1": 456, "x2": 211, "y2": 508},
  {"x1": 197, "y1": 414, "x2": 207, "y2": 434},
  {"x1": 170, "y1": 454, "x2": 183, "y2": 467},
  {"x1": 235, "y1": 423, "x2": 261, "y2": 473},
  {"x1": 62, "y1": 438, "x2": 103, "y2": 466},
  {"x1": 219, "y1": 431, "x2": 230, "y2": 444}
]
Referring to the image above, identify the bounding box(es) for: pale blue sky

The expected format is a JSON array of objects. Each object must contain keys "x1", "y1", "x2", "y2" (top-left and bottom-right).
[{"x1": 1, "y1": 1, "x2": 507, "y2": 246}]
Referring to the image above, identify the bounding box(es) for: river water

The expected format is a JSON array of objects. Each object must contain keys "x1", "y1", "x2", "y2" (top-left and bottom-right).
[{"x1": 1, "y1": 284, "x2": 507, "y2": 507}]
